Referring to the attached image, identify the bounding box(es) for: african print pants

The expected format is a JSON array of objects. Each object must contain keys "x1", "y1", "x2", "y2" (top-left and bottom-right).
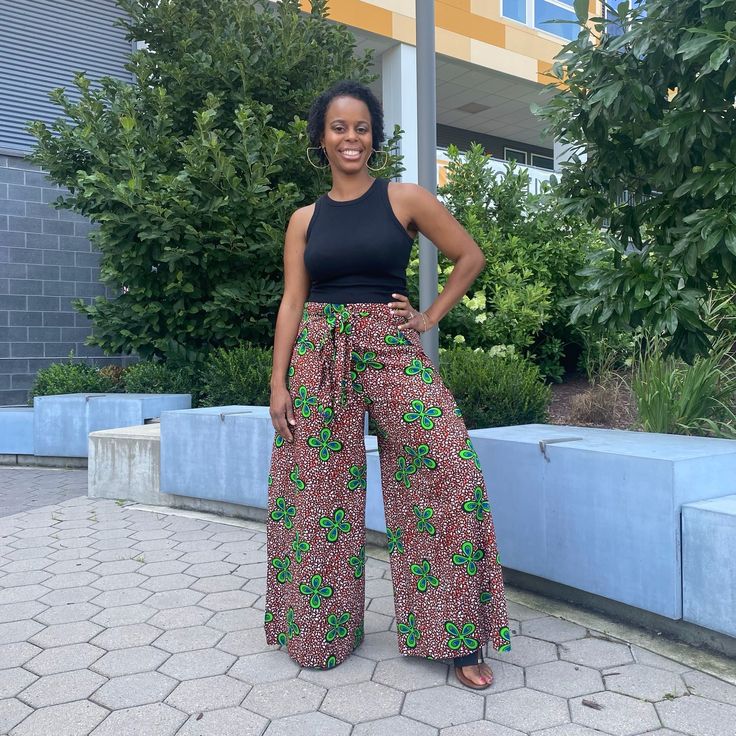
[{"x1": 264, "y1": 302, "x2": 511, "y2": 669}]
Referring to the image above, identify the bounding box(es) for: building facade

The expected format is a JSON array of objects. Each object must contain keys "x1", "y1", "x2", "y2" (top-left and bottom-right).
[{"x1": 0, "y1": 0, "x2": 597, "y2": 406}]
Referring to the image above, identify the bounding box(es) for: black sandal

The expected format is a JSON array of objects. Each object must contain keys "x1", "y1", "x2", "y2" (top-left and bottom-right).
[{"x1": 454, "y1": 648, "x2": 494, "y2": 690}]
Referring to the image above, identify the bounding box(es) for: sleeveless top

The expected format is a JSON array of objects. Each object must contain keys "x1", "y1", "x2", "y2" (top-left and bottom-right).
[{"x1": 304, "y1": 177, "x2": 414, "y2": 303}]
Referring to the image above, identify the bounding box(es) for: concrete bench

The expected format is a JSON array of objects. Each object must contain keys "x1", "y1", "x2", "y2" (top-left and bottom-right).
[
  {"x1": 469, "y1": 423, "x2": 736, "y2": 620},
  {"x1": 0, "y1": 407, "x2": 34, "y2": 455},
  {"x1": 682, "y1": 494, "x2": 736, "y2": 637},
  {"x1": 34, "y1": 392, "x2": 191, "y2": 457}
]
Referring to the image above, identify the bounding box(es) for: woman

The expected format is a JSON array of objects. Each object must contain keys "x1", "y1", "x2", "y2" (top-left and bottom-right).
[{"x1": 264, "y1": 80, "x2": 510, "y2": 689}]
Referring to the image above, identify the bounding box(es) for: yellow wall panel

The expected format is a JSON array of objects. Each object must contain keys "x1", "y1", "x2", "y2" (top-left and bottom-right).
[
  {"x1": 392, "y1": 12, "x2": 417, "y2": 44},
  {"x1": 470, "y1": 0, "x2": 501, "y2": 20},
  {"x1": 436, "y1": 27, "x2": 472, "y2": 61},
  {"x1": 437, "y1": 0, "x2": 471, "y2": 11},
  {"x1": 301, "y1": 0, "x2": 393, "y2": 37},
  {"x1": 436, "y1": 3, "x2": 505, "y2": 47},
  {"x1": 469, "y1": 38, "x2": 537, "y2": 81},
  {"x1": 504, "y1": 25, "x2": 561, "y2": 62},
  {"x1": 364, "y1": 0, "x2": 416, "y2": 16}
]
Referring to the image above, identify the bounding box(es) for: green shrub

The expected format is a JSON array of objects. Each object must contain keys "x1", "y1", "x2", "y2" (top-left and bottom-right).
[
  {"x1": 198, "y1": 344, "x2": 273, "y2": 407},
  {"x1": 440, "y1": 348, "x2": 551, "y2": 429},
  {"x1": 122, "y1": 360, "x2": 200, "y2": 405},
  {"x1": 631, "y1": 335, "x2": 736, "y2": 438},
  {"x1": 28, "y1": 356, "x2": 118, "y2": 404}
]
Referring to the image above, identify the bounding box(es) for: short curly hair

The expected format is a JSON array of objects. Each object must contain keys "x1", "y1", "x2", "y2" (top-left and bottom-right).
[{"x1": 307, "y1": 80, "x2": 385, "y2": 165}]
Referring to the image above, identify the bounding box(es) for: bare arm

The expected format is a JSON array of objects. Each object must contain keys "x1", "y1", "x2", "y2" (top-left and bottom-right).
[
  {"x1": 388, "y1": 183, "x2": 485, "y2": 330},
  {"x1": 269, "y1": 205, "x2": 312, "y2": 441}
]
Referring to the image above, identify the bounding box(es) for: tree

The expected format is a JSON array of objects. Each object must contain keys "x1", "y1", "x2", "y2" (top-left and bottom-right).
[
  {"x1": 538, "y1": 0, "x2": 736, "y2": 360},
  {"x1": 30, "y1": 0, "x2": 401, "y2": 363}
]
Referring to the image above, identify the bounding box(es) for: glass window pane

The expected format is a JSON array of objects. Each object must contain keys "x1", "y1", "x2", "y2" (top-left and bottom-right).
[
  {"x1": 502, "y1": 0, "x2": 526, "y2": 23},
  {"x1": 535, "y1": 0, "x2": 579, "y2": 41}
]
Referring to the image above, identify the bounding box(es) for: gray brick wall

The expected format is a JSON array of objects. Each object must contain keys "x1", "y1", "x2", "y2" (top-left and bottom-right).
[{"x1": 0, "y1": 153, "x2": 136, "y2": 406}]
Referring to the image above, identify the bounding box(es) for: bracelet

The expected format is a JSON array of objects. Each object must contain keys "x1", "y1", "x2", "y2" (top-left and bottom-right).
[{"x1": 421, "y1": 312, "x2": 429, "y2": 332}]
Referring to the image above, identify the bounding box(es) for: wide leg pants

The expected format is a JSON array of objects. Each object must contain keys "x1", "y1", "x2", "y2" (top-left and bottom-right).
[{"x1": 264, "y1": 302, "x2": 511, "y2": 669}]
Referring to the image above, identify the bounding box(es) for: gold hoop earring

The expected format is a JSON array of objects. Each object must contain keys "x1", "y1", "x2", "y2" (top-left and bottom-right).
[
  {"x1": 306, "y1": 146, "x2": 329, "y2": 170},
  {"x1": 367, "y1": 148, "x2": 389, "y2": 171}
]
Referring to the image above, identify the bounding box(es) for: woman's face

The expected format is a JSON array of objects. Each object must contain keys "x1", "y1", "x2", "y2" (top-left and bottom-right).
[{"x1": 320, "y1": 95, "x2": 374, "y2": 173}]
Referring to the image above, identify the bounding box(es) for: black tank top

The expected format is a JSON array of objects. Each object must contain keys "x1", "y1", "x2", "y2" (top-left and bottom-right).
[{"x1": 304, "y1": 177, "x2": 414, "y2": 303}]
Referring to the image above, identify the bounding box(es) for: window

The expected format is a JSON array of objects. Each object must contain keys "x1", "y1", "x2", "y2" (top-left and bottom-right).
[
  {"x1": 531, "y1": 153, "x2": 555, "y2": 170},
  {"x1": 504, "y1": 147, "x2": 528, "y2": 164},
  {"x1": 502, "y1": 0, "x2": 581, "y2": 42},
  {"x1": 602, "y1": 0, "x2": 647, "y2": 36}
]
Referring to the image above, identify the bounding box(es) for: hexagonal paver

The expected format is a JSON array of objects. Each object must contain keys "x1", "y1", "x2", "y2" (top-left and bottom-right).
[
  {"x1": 142, "y1": 589, "x2": 205, "y2": 609},
  {"x1": 25, "y1": 643, "x2": 105, "y2": 675},
  {"x1": 486, "y1": 635, "x2": 558, "y2": 667},
  {"x1": 90, "y1": 572, "x2": 146, "y2": 591},
  {"x1": 89, "y1": 587, "x2": 152, "y2": 608},
  {"x1": 89, "y1": 702, "x2": 188, "y2": 736},
  {"x1": 485, "y1": 688, "x2": 571, "y2": 733},
  {"x1": 147, "y1": 605, "x2": 214, "y2": 629},
  {"x1": 165, "y1": 674, "x2": 251, "y2": 713},
  {"x1": 0, "y1": 697, "x2": 32, "y2": 734},
  {"x1": 35, "y1": 602, "x2": 102, "y2": 626},
  {"x1": 91, "y1": 603, "x2": 156, "y2": 627},
  {"x1": 199, "y1": 590, "x2": 258, "y2": 612},
  {"x1": 356, "y1": 631, "x2": 403, "y2": 661},
  {"x1": 154, "y1": 625, "x2": 223, "y2": 653},
  {"x1": 89, "y1": 623, "x2": 162, "y2": 650},
  {"x1": 176, "y1": 706, "x2": 268, "y2": 736},
  {"x1": 441, "y1": 721, "x2": 524, "y2": 736},
  {"x1": 245, "y1": 678, "x2": 326, "y2": 719},
  {"x1": 354, "y1": 714, "x2": 438, "y2": 736},
  {"x1": 403, "y1": 684, "x2": 484, "y2": 728},
  {"x1": 208, "y1": 607, "x2": 263, "y2": 632},
  {"x1": 91, "y1": 671, "x2": 178, "y2": 709},
  {"x1": 264, "y1": 710, "x2": 351, "y2": 736},
  {"x1": 559, "y1": 636, "x2": 634, "y2": 669},
  {"x1": 234, "y1": 650, "x2": 304, "y2": 685},
  {"x1": 137, "y1": 560, "x2": 189, "y2": 576},
  {"x1": 521, "y1": 616, "x2": 588, "y2": 643},
  {"x1": 602, "y1": 663, "x2": 687, "y2": 701},
  {"x1": 297, "y1": 654, "x2": 376, "y2": 688},
  {"x1": 140, "y1": 573, "x2": 197, "y2": 592},
  {"x1": 0, "y1": 642, "x2": 41, "y2": 669},
  {"x1": 631, "y1": 645, "x2": 691, "y2": 673},
  {"x1": 682, "y1": 671, "x2": 736, "y2": 706},
  {"x1": 0, "y1": 668, "x2": 37, "y2": 699},
  {"x1": 532, "y1": 726, "x2": 617, "y2": 736},
  {"x1": 373, "y1": 656, "x2": 448, "y2": 691},
  {"x1": 0, "y1": 584, "x2": 48, "y2": 606},
  {"x1": 656, "y1": 694, "x2": 736, "y2": 736},
  {"x1": 218, "y1": 627, "x2": 274, "y2": 656},
  {"x1": 158, "y1": 647, "x2": 235, "y2": 680},
  {"x1": 506, "y1": 601, "x2": 547, "y2": 621},
  {"x1": 526, "y1": 659, "x2": 603, "y2": 698},
  {"x1": 191, "y1": 574, "x2": 246, "y2": 594},
  {"x1": 16, "y1": 668, "x2": 106, "y2": 708},
  {"x1": 0, "y1": 601, "x2": 47, "y2": 624},
  {"x1": 91, "y1": 645, "x2": 170, "y2": 677},
  {"x1": 28, "y1": 620, "x2": 102, "y2": 648},
  {"x1": 321, "y1": 681, "x2": 402, "y2": 724},
  {"x1": 571, "y1": 690, "x2": 660, "y2": 735},
  {"x1": 8, "y1": 699, "x2": 108, "y2": 736},
  {"x1": 0, "y1": 620, "x2": 45, "y2": 645}
]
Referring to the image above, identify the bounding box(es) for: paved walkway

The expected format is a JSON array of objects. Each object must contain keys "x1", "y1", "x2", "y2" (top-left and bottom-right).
[{"x1": 1, "y1": 466, "x2": 735, "y2": 736}]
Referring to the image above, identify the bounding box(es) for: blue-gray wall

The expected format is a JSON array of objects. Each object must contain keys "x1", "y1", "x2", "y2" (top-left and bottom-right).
[{"x1": 0, "y1": 0, "x2": 135, "y2": 406}]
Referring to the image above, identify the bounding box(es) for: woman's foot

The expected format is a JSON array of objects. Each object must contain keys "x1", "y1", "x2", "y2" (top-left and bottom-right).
[{"x1": 454, "y1": 650, "x2": 494, "y2": 689}]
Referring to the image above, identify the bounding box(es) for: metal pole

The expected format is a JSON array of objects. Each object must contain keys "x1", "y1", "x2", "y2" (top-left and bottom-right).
[{"x1": 416, "y1": 0, "x2": 439, "y2": 366}]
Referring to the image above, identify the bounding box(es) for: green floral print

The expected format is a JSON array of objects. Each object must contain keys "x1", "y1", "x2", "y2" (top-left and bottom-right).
[
  {"x1": 404, "y1": 443, "x2": 437, "y2": 471},
  {"x1": 445, "y1": 620, "x2": 479, "y2": 651},
  {"x1": 458, "y1": 438, "x2": 481, "y2": 471},
  {"x1": 351, "y1": 350, "x2": 385, "y2": 372},
  {"x1": 289, "y1": 465, "x2": 305, "y2": 493},
  {"x1": 326, "y1": 611, "x2": 351, "y2": 642},
  {"x1": 397, "y1": 612, "x2": 421, "y2": 648},
  {"x1": 413, "y1": 505, "x2": 436, "y2": 536},
  {"x1": 451, "y1": 541, "x2": 485, "y2": 576},
  {"x1": 347, "y1": 463, "x2": 367, "y2": 491},
  {"x1": 410, "y1": 558, "x2": 440, "y2": 592},
  {"x1": 294, "y1": 385, "x2": 318, "y2": 418},
  {"x1": 394, "y1": 456, "x2": 416, "y2": 489},
  {"x1": 299, "y1": 574, "x2": 333, "y2": 609},
  {"x1": 307, "y1": 427, "x2": 343, "y2": 462},
  {"x1": 319, "y1": 507, "x2": 351, "y2": 542},
  {"x1": 387, "y1": 527, "x2": 405, "y2": 555},
  {"x1": 271, "y1": 555, "x2": 292, "y2": 584},
  {"x1": 270, "y1": 497, "x2": 296, "y2": 529},
  {"x1": 286, "y1": 607, "x2": 300, "y2": 639},
  {"x1": 349, "y1": 545, "x2": 365, "y2": 578},
  {"x1": 404, "y1": 358, "x2": 434, "y2": 384},
  {"x1": 403, "y1": 399, "x2": 443, "y2": 430},
  {"x1": 291, "y1": 531, "x2": 310, "y2": 564},
  {"x1": 462, "y1": 486, "x2": 491, "y2": 521}
]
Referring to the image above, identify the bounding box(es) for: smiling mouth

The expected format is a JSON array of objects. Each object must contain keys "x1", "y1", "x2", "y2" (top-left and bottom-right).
[{"x1": 339, "y1": 149, "x2": 363, "y2": 159}]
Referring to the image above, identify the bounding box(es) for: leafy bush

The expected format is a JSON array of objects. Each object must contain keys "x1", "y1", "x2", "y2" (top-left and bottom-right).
[
  {"x1": 122, "y1": 361, "x2": 200, "y2": 405},
  {"x1": 28, "y1": 355, "x2": 119, "y2": 404},
  {"x1": 29, "y1": 0, "x2": 401, "y2": 362},
  {"x1": 416, "y1": 144, "x2": 602, "y2": 381},
  {"x1": 198, "y1": 344, "x2": 273, "y2": 407},
  {"x1": 631, "y1": 335, "x2": 736, "y2": 438},
  {"x1": 440, "y1": 348, "x2": 551, "y2": 429}
]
